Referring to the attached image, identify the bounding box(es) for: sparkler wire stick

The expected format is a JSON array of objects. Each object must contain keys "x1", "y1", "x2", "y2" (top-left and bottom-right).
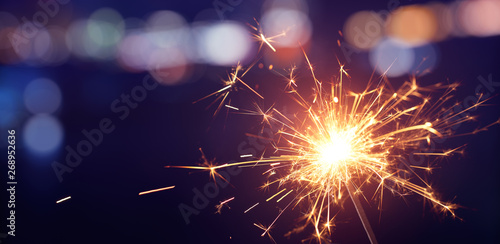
[{"x1": 345, "y1": 181, "x2": 378, "y2": 244}]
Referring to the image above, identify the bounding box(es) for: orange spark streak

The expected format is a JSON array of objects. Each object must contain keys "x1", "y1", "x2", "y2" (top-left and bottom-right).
[{"x1": 138, "y1": 186, "x2": 175, "y2": 195}]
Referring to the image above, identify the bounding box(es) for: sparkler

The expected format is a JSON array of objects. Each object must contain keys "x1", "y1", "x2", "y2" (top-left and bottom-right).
[{"x1": 169, "y1": 25, "x2": 498, "y2": 243}]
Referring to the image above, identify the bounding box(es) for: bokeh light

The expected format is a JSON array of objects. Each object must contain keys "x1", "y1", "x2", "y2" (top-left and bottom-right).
[
  {"x1": 41, "y1": 27, "x2": 71, "y2": 66},
  {"x1": 263, "y1": 0, "x2": 309, "y2": 13},
  {"x1": 23, "y1": 114, "x2": 63, "y2": 155},
  {"x1": 30, "y1": 28, "x2": 52, "y2": 65},
  {"x1": 427, "y1": 2, "x2": 454, "y2": 42},
  {"x1": 24, "y1": 78, "x2": 62, "y2": 114},
  {"x1": 10, "y1": 23, "x2": 38, "y2": 63},
  {"x1": 0, "y1": 0, "x2": 498, "y2": 80},
  {"x1": 149, "y1": 47, "x2": 190, "y2": 85},
  {"x1": 458, "y1": 0, "x2": 500, "y2": 37},
  {"x1": 369, "y1": 38, "x2": 415, "y2": 77},
  {"x1": 343, "y1": 11, "x2": 384, "y2": 50},
  {"x1": 386, "y1": 5, "x2": 438, "y2": 47},
  {"x1": 146, "y1": 10, "x2": 186, "y2": 33},
  {"x1": 65, "y1": 19, "x2": 95, "y2": 59},
  {"x1": 261, "y1": 8, "x2": 312, "y2": 48},
  {"x1": 117, "y1": 31, "x2": 152, "y2": 72},
  {"x1": 87, "y1": 8, "x2": 124, "y2": 60},
  {"x1": 66, "y1": 8, "x2": 124, "y2": 60},
  {"x1": 145, "y1": 11, "x2": 190, "y2": 51},
  {"x1": 197, "y1": 22, "x2": 252, "y2": 66}
]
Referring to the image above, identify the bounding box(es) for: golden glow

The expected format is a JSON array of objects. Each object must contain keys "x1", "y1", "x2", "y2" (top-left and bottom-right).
[
  {"x1": 386, "y1": 5, "x2": 438, "y2": 46},
  {"x1": 169, "y1": 50, "x2": 498, "y2": 242},
  {"x1": 317, "y1": 134, "x2": 352, "y2": 168}
]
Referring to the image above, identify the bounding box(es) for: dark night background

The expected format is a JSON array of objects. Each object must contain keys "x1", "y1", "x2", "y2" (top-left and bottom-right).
[{"x1": 0, "y1": 0, "x2": 499, "y2": 243}]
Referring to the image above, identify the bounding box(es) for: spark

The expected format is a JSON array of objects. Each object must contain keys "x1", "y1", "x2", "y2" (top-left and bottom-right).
[
  {"x1": 138, "y1": 186, "x2": 175, "y2": 195},
  {"x1": 225, "y1": 104, "x2": 240, "y2": 111},
  {"x1": 56, "y1": 196, "x2": 71, "y2": 204},
  {"x1": 171, "y1": 50, "x2": 497, "y2": 242},
  {"x1": 254, "y1": 222, "x2": 277, "y2": 243},
  {"x1": 216, "y1": 197, "x2": 235, "y2": 214},
  {"x1": 269, "y1": 65, "x2": 298, "y2": 92},
  {"x1": 266, "y1": 188, "x2": 287, "y2": 202},
  {"x1": 276, "y1": 190, "x2": 293, "y2": 202},
  {"x1": 244, "y1": 202, "x2": 260, "y2": 213},
  {"x1": 193, "y1": 63, "x2": 263, "y2": 116},
  {"x1": 248, "y1": 19, "x2": 287, "y2": 53}
]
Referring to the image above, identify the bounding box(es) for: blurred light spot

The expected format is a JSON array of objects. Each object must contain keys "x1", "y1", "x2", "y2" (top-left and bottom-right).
[
  {"x1": 145, "y1": 10, "x2": 190, "y2": 51},
  {"x1": 66, "y1": 9, "x2": 124, "y2": 61},
  {"x1": 40, "y1": 27, "x2": 70, "y2": 66},
  {"x1": 10, "y1": 24, "x2": 35, "y2": 63},
  {"x1": 261, "y1": 8, "x2": 312, "y2": 48},
  {"x1": 198, "y1": 22, "x2": 251, "y2": 66},
  {"x1": 149, "y1": 47, "x2": 190, "y2": 85},
  {"x1": 427, "y1": 3, "x2": 454, "y2": 42},
  {"x1": 446, "y1": 1, "x2": 468, "y2": 37},
  {"x1": 147, "y1": 10, "x2": 186, "y2": 33},
  {"x1": 263, "y1": 0, "x2": 309, "y2": 13},
  {"x1": 23, "y1": 114, "x2": 63, "y2": 155},
  {"x1": 0, "y1": 67, "x2": 35, "y2": 125},
  {"x1": 117, "y1": 32, "x2": 152, "y2": 71},
  {"x1": 411, "y1": 44, "x2": 439, "y2": 76},
  {"x1": 140, "y1": 10, "x2": 194, "y2": 74},
  {"x1": 66, "y1": 20, "x2": 93, "y2": 59},
  {"x1": 0, "y1": 89, "x2": 20, "y2": 126},
  {"x1": 370, "y1": 38, "x2": 415, "y2": 77},
  {"x1": 24, "y1": 78, "x2": 62, "y2": 114},
  {"x1": 87, "y1": 8, "x2": 124, "y2": 60},
  {"x1": 386, "y1": 5, "x2": 438, "y2": 46},
  {"x1": 458, "y1": 0, "x2": 500, "y2": 37},
  {"x1": 343, "y1": 11, "x2": 384, "y2": 50},
  {"x1": 10, "y1": 25, "x2": 61, "y2": 66},
  {"x1": 30, "y1": 28, "x2": 52, "y2": 65},
  {"x1": 147, "y1": 27, "x2": 191, "y2": 50}
]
